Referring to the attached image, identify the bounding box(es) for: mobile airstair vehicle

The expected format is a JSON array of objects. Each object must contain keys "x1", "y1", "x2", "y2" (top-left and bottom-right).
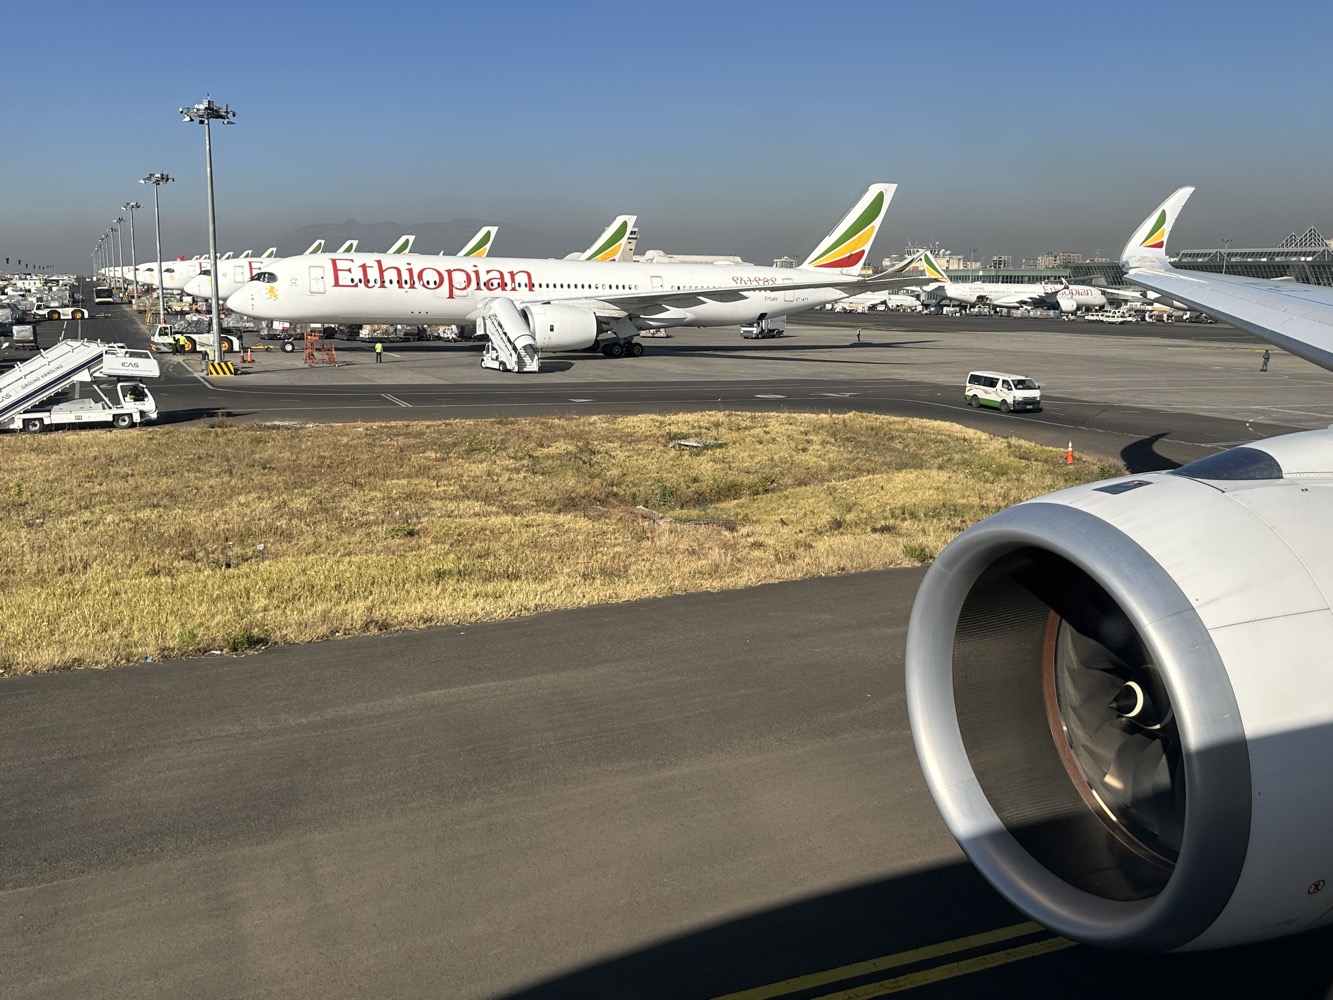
[{"x1": 0, "y1": 340, "x2": 160, "y2": 432}]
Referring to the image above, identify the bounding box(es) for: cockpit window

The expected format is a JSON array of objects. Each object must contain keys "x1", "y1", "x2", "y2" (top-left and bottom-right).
[
  {"x1": 252, "y1": 271, "x2": 278, "y2": 283},
  {"x1": 198, "y1": 269, "x2": 211, "y2": 277}
]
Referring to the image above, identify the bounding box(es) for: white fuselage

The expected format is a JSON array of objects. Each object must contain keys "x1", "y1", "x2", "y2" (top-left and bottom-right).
[
  {"x1": 183, "y1": 258, "x2": 279, "y2": 302},
  {"x1": 225, "y1": 253, "x2": 862, "y2": 329},
  {"x1": 935, "y1": 280, "x2": 1107, "y2": 311}
]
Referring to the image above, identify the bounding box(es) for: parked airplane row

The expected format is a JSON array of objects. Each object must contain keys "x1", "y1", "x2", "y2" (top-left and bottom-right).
[{"x1": 224, "y1": 184, "x2": 930, "y2": 369}]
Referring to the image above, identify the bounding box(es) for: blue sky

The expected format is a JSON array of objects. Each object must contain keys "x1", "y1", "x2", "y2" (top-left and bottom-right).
[{"x1": 3, "y1": 0, "x2": 1330, "y2": 273}]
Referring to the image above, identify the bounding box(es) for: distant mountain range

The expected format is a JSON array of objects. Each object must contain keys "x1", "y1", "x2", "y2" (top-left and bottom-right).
[{"x1": 270, "y1": 219, "x2": 570, "y2": 258}]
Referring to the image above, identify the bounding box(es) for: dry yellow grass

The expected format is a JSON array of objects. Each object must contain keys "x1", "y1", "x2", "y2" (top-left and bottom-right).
[{"x1": 0, "y1": 412, "x2": 1121, "y2": 673}]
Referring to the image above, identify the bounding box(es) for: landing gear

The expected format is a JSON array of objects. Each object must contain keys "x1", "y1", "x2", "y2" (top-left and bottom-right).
[{"x1": 600, "y1": 339, "x2": 642, "y2": 358}]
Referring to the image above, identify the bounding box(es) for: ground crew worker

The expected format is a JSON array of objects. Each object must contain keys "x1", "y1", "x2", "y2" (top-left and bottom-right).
[
  {"x1": 375, "y1": 341, "x2": 384, "y2": 363},
  {"x1": 1261, "y1": 349, "x2": 1271, "y2": 372},
  {"x1": 200, "y1": 351, "x2": 208, "y2": 372}
]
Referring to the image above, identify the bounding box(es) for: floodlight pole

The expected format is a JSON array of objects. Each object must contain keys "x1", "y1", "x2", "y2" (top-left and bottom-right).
[
  {"x1": 113, "y1": 218, "x2": 124, "y2": 295},
  {"x1": 1222, "y1": 238, "x2": 1233, "y2": 275},
  {"x1": 140, "y1": 172, "x2": 174, "y2": 333},
  {"x1": 123, "y1": 202, "x2": 141, "y2": 304},
  {"x1": 180, "y1": 97, "x2": 236, "y2": 364}
]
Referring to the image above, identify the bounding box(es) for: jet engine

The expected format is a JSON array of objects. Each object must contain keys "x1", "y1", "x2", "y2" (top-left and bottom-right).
[
  {"x1": 905, "y1": 428, "x2": 1333, "y2": 951},
  {"x1": 520, "y1": 303, "x2": 599, "y2": 352}
]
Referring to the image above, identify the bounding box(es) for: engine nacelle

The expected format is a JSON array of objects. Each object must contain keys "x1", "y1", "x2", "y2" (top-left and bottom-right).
[
  {"x1": 906, "y1": 428, "x2": 1333, "y2": 952},
  {"x1": 520, "y1": 303, "x2": 599, "y2": 352}
]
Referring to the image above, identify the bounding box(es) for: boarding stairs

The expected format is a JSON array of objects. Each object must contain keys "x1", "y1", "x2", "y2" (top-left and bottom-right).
[
  {"x1": 0, "y1": 340, "x2": 161, "y2": 424},
  {"x1": 478, "y1": 298, "x2": 541, "y2": 373}
]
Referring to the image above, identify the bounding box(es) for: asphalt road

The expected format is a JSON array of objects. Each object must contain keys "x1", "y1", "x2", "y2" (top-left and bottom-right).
[{"x1": 5, "y1": 294, "x2": 1333, "y2": 997}]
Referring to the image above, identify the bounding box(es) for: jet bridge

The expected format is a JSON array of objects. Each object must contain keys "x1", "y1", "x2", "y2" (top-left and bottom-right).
[{"x1": 0, "y1": 340, "x2": 160, "y2": 425}]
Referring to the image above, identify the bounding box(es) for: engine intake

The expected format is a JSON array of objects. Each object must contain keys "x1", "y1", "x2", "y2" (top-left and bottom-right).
[{"x1": 906, "y1": 428, "x2": 1333, "y2": 951}]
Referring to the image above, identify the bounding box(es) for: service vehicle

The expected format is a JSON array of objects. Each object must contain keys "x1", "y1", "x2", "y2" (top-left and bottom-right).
[
  {"x1": 0, "y1": 340, "x2": 160, "y2": 432},
  {"x1": 92, "y1": 286, "x2": 116, "y2": 304},
  {"x1": 7, "y1": 324, "x2": 37, "y2": 349},
  {"x1": 39, "y1": 305, "x2": 91, "y2": 321},
  {"x1": 740, "y1": 316, "x2": 786, "y2": 338},
  {"x1": 150, "y1": 323, "x2": 244, "y2": 354},
  {"x1": 1086, "y1": 307, "x2": 1136, "y2": 324},
  {"x1": 4, "y1": 382, "x2": 157, "y2": 432},
  {"x1": 964, "y1": 370, "x2": 1041, "y2": 413}
]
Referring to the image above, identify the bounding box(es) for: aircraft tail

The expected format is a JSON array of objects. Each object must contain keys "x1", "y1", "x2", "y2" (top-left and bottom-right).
[
  {"x1": 918, "y1": 251, "x2": 950, "y2": 283},
  {"x1": 582, "y1": 216, "x2": 637, "y2": 261},
  {"x1": 336, "y1": 240, "x2": 358, "y2": 253},
  {"x1": 303, "y1": 240, "x2": 325, "y2": 255},
  {"x1": 1121, "y1": 187, "x2": 1195, "y2": 271},
  {"x1": 458, "y1": 226, "x2": 498, "y2": 258},
  {"x1": 220, "y1": 252, "x2": 234, "y2": 260},
  {"x1": 388, "y1": 234, "x2": 415, "y2": 254},
  {"x1": 800, "y1": 184, "x2": 897, "y2": 272},
  {"x1": 238, "y1": 250, "x2": 252, "y2": 259},
  {"x1": 260, "y1": 247, "x2": 277, "y2": 258}
]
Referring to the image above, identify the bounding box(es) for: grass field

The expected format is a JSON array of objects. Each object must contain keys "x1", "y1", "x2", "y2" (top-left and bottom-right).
[{"x1": 0, "y1": 412, "x2": 1121, "y2": 674}]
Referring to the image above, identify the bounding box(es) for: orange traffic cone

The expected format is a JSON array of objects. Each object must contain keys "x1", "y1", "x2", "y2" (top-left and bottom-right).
[
  {"x1": 1065, "y1": 442, "x2": 1075, "y2": 466},
  {"x1": 244, "y1": 347, "x2": 254, "y2": 364}
]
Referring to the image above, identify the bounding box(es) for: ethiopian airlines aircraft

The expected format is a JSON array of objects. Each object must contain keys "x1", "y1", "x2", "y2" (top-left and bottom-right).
[
  {"x1": 227, "y1": 184, "x2": 921, "y2": 370},
  {"x1": 918, "y1": 251, "x2": 1109, "y2": 313}
]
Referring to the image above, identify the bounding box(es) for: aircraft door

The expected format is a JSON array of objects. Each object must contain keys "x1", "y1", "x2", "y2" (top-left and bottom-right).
[
  {"x1": 651, "y1": 275, "x2": 664, "y2": 291},
  {"x1": 309, "y1": 265, "x2": 326, "y2": 294},
  {"x1": 783, "y1": 278, "x2": 795, "y2": 302}
]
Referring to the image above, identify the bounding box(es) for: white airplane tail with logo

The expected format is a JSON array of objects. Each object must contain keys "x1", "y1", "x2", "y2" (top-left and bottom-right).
[
  {"x1": 918, "y1": 251, "x2": 951, "y2": 283},
  {"x1": 336, "y1": 240, "x2": 358, "y2": 253},
  {"x1": 800, "y1": 184, "x2": 896, "y2": 273},
  {"x1": 456, "y1": 227, "x2": 498, "y2": 258},
  {"x1": 387, "y1": 234, "x2": 415, "y2": 254},
  {"x1": 582, "y1": 216, "x2": 637, "y2": 261}
]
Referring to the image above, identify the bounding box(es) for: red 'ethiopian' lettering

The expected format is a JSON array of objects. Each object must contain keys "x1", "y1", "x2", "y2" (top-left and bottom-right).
[{"x1": 330, "y1": 258, "x2": 535, "y2": 297}]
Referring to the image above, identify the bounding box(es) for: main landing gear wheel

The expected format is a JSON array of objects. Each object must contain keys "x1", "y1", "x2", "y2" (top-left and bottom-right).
[
  {"x1": 603, "y1": 342, "x2": 625, "y2": 358},
  {"x1": 628, "y1": 341, "x2": 644, "y2": 357}
]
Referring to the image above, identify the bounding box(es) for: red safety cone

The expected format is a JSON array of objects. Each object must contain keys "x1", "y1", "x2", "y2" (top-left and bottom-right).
[
  {"x1": 1065, "y1": 441, "x2": 1075, "y2": 466},
  {"x1": 244, "y1": 347, "x2": 254, "y2": 364}
]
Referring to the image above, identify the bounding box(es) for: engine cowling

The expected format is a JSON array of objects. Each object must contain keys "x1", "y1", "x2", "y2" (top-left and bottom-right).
[
  {"x1": 520, "y1": 303, "x2": 599, "y2": 352},
  {"x1": 906, "y1": 428, "x2": 1333, "y2": 951}
]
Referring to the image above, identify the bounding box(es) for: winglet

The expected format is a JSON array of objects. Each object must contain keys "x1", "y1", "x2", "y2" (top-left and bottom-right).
[
  {"x1": 582, "y1": 216, "x2": 637, "y2": 261},
  {"x1": 918, "y1": 251, "x2": 950, "y2": 283},
  {"x1": 388, "y1": 234, "x2": 415, "y2": 254},
  {"x1": 458, "y1": 226, "x2": 498, "y2": 258},
  {"x1": 801, "y1": 184, "x2": 897, "y2": 272},
  {"x1": 303, "y1": 239, "x2": 325, "y2": 255},
  {"x1": 1121, "y1": 187, "x2": 1195, "y2": 271}
]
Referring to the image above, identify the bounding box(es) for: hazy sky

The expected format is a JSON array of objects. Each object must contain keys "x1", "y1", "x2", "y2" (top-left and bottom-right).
[{"x1": 4, "y1": 0, "x2": 1331, "y2": 273}]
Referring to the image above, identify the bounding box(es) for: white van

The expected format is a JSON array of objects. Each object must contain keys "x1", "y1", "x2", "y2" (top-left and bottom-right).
[{"x1": 964, "y1": 371, "x2": 1042, "y2": 413}]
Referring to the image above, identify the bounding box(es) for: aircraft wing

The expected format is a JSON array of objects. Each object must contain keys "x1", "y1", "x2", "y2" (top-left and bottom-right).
[
  {"x1": 1127, "y1": 266, "x2": 1333, "y2": 371},
  {"x1": 1123, "y1": 186, "x2": 1333, "y2": 372}
]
